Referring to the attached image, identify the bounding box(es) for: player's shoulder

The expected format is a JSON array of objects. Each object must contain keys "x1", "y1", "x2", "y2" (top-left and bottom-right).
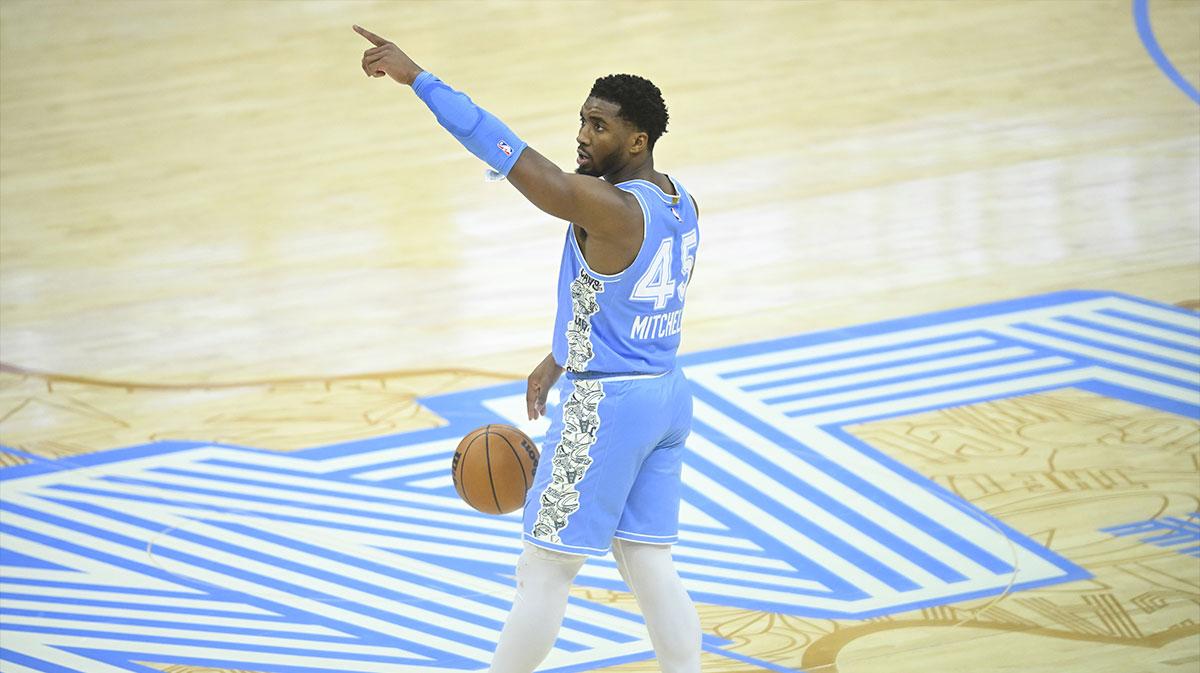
[
  {"x1": 615, "y1": 177, "x2": 681, "y2": 208},
  {"x1": 632, "y1": 176, "x2": 699, "y2": 222}
]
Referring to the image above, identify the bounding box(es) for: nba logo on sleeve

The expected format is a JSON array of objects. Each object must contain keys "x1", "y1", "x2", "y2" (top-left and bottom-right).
[{"x1": 498, "y1": 140, "x2": 514, "y2": 156}]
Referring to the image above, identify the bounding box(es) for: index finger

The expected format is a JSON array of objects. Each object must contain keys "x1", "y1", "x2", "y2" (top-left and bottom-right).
[{"x1": 353, "y1": 25, "x2": 388, "y2": 46}]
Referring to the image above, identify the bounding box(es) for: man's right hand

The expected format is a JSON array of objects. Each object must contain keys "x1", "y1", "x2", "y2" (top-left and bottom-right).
[
  {"x1": 354, "y1": 25, "x2": 423, "y2": 85},
  {"x1": 526, "y1": 353, "x2": 564, "y2": 421}
]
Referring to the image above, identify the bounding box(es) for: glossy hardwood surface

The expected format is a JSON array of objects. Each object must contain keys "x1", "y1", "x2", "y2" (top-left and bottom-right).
[
  {"x1": 2, "y1": 0, "x2": 1196, "y2": 386},
  {"x1": 1, "y1": 1, "x2": 1197, "y2": 671}
]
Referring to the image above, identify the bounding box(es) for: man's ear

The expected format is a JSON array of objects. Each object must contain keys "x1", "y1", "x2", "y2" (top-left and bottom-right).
[{"x1": 629, "y1": 131, "x2": 649, "y2": 155}]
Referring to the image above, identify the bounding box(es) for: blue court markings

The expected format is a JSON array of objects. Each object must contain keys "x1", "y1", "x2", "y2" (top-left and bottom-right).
[
  {"x1": 1134, "y1": 0, "x2": 1200, "y2": 105},
  {"x1": 674, "y1": 290, "x2": 1194, "y2": 620},
  {"x1": 736, "y1": 335, "x2": 1042, "y2": 395},
  {"x1": 1, "y1": 441, "x2": 665, "y2": 670},
  {"x1": 2, "y1": 291, "x2": 1197, "y2": 673},
  {"x1": 1101, "y1": 512, "x2": 1200, "y2": 557}
]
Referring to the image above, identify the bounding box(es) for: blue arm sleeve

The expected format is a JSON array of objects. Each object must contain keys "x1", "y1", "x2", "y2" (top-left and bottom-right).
[{"x1": 412, "y1": 71, "x2": 528, "y2": 177}]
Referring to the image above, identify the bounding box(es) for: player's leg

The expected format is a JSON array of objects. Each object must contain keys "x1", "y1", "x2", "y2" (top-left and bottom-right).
[
  {"x1": 612, "y1": 538, "x2": 701, "y2": 673},
  {"x1": 489, "y1": 542, "x2": 586, "y2": 673},
  {"x1": 611, "y1": 368, "x2": 699, "y2": 671},
  {"x1": 610, "y1": 441, "x2": 701, "y2": 672}
]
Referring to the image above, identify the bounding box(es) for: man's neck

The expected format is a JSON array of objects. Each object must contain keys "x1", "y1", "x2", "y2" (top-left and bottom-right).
[{"x1": 603, "y1": 157, "x2": 669, "y2": 191}]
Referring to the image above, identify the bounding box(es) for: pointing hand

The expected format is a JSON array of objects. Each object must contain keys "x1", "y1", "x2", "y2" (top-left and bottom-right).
[{"x1": 354, "y1": 25, "x2": 423, "y2": 86}]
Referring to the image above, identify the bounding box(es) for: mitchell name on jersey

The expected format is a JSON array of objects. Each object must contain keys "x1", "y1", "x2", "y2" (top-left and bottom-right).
[{"x1": 631, "y1": 309, "x2": 684, "y2": 341}]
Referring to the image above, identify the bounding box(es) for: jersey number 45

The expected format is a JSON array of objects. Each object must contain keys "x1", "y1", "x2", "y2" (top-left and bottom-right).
[{"x1": 630, "y1": 230, "x2": 698, "y2": 311}]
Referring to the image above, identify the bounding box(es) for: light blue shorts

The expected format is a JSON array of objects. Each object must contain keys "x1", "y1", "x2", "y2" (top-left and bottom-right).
[{"x1": 522, "y1": 368, "x2": 693, "y2": 557}]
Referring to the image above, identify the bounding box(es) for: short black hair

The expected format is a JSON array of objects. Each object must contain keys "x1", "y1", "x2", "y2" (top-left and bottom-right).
[{"x1": 589, "y1": 74, "x2": 669, "y2": 149}]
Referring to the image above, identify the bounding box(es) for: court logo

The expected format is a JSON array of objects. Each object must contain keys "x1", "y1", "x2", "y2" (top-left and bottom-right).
[{"x1": 2, "y1": 291, "x2": 1196, "y2": 672}]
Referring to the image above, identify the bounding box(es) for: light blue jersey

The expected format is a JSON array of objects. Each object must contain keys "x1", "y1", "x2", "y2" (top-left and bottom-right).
[
  {"x1": 551, "y1": 177, "x2": 699, "y2": 375},
  {"x1": 528, "y1": 176, "x2": 700, "y2": 556}
]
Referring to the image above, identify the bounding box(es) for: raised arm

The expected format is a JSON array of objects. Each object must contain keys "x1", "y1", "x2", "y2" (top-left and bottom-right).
[
  {"x1": 355, "y1": 26, "x2": 639, "y2": 239},
  {"x1": 505, "y1": 149, "x2": 639, "y2": 240}
]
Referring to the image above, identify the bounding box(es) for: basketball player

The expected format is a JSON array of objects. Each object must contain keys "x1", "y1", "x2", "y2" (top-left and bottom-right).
[{"x1": 356, "y1": 25, "x2": 701, "y2": 672}]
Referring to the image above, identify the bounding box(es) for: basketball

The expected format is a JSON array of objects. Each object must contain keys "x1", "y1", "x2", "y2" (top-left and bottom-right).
[{"x1": 451, "y1": 424, "x2": 540, "y2": 515}]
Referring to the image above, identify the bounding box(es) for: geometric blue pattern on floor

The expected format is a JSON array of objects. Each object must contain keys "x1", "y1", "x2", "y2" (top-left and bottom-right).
[
  {"x1": 1101, "y1": 512, "x2": 1200, "y2": 558},
  {"x1": 2, "y1": 291, "x2": 1197, "y2": 672}
]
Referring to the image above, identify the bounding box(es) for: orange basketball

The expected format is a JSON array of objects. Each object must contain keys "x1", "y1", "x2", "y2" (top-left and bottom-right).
[{"x1": 451, "y1": 424, "x2": 540, "y2": 515}]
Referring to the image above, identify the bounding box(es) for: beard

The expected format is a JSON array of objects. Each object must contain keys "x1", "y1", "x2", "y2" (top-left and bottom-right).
[{"x1": 574, "y1": 150, "x2": 606, "y2": 177}]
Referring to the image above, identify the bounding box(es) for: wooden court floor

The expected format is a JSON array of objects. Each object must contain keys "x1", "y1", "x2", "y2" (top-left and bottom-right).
[{"x1": 1, "y1": 1, "x2": 1198, "y2": 672}]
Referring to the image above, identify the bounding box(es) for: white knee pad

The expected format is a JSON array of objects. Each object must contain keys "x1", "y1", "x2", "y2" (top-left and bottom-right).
[
  {"x1": 516, "y1": 541, "x2": 586, "y2": 590},
  {"x1": 524, "y1": 540, "x2": 586, "y2": 565}
]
